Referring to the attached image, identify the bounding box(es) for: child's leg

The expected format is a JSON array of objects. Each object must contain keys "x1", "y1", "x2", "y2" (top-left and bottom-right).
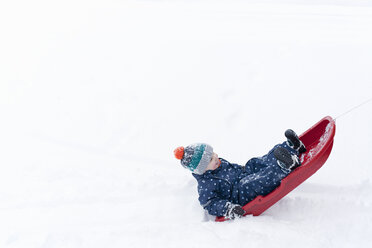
[
  {"x1": 239, "y1": 142, "x2": 299, "y2": 205},
  {"x1": 238, "y1": 162, "x2": 289, "y2": 206},
  {"x1": 244, "y1": 142, "x2": 299, "y2": 174}
]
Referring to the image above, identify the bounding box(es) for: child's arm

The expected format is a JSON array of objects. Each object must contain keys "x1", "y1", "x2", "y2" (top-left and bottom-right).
[
  {"x1": 197, "y1": 181, "x2": 243, "y2": 218},
  {"x1": 199, "y1": 195, "x2": 230, "y2": 217}
]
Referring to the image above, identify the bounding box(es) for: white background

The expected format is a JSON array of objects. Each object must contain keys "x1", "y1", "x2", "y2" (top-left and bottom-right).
[{"x1": 1, "y1": 0, "x2": 372, "y2": 247}]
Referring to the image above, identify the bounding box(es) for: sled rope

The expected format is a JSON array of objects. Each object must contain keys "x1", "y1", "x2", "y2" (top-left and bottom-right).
[{"x1": 334, "y1": 96, "x2": 372, "y2": 121}]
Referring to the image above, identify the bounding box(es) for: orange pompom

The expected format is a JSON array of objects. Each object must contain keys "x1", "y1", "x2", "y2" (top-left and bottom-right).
[{"x1": 174, "y1": 146, "x2": 185, "y2": 160}]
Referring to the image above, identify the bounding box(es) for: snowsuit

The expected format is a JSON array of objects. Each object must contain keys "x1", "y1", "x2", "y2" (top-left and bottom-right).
[{"x1": 192, "y1": 142, "x2": 299, "y2": 217}]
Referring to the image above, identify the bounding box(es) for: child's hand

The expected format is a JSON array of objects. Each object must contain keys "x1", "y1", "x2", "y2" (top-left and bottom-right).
[{"x1": 226, "y1": 204, "x2": 246, "y2": 219}]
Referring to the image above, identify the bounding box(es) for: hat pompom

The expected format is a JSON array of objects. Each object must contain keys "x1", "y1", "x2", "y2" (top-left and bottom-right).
[{"x1": 174, "y1": 146, "x2": 184, "y2": 160}]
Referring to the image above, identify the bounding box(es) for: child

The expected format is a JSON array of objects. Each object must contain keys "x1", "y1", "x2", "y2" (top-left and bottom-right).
[{"x1": 174, "y1": 130, "x2": 306, "y2": 219}]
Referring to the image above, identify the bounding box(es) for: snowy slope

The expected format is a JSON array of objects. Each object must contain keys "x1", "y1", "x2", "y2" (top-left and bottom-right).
[{"x1": 1, "y1": 0, "x2": 372, "y2": 247}]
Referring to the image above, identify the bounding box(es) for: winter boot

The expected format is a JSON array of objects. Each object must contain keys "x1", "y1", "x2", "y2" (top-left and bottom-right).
[
  {"x1": 285, "y1": 129, "x2": 306, "y2": 153},
  {"x1": 274, "y1": 147, "x2": 300, "y2": 171}
]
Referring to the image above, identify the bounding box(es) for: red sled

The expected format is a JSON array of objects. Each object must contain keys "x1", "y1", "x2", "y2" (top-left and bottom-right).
[{"x1": 216, "y1": 116, "x2": 336, "y2": 222}]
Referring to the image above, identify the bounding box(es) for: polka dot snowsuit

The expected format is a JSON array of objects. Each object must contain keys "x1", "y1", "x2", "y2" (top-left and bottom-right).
[{"x1": 192, "y1": 142, "x2": 299, "y2": 217}]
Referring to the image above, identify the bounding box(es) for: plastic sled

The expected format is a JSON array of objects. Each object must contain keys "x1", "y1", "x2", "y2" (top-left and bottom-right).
[{"x1": 216, "y1": 116, "x2": 336, "y2": 222}]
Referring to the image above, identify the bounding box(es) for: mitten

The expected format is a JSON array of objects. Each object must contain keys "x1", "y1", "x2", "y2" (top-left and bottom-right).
[{"x1": 226, "y1": 204, "x2": 246, "y2": 219}]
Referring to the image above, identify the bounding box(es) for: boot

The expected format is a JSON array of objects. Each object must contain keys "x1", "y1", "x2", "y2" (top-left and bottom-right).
[
  {"x1": 274, "y1": 147, "x2": 300, "y2": 171},
  {"x1": 285, "y1": 129, "x2": 306, "y2": 153}
]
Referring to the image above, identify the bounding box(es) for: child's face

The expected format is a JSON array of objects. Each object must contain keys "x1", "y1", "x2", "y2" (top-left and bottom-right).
[{"x1": 206, "y1": 152, "x2": 220, "y2": 171}]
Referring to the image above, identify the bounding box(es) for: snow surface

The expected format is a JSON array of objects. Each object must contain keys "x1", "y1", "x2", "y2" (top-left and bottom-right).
[{"x1": 1, "y1": 0, "x2": 372, "y2": 247}]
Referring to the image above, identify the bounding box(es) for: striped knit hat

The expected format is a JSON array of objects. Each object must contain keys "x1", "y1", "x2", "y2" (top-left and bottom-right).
[{"x1": 174, "y1": 143, "x2": 213, "y2": 175}]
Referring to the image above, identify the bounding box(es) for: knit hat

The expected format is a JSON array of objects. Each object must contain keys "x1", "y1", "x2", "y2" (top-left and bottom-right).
[{"x1": 174, "y1": 143, "x2": 213, "y2": 175}]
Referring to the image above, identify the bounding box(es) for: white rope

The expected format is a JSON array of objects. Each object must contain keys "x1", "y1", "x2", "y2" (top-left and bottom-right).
[{"x1": 334, "y1": 96, "x2": 372, "y2": 120}]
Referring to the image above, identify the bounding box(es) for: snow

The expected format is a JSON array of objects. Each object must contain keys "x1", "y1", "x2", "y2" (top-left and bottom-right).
[{"x1": 1, "y1": 0, "x2": 372, "y2": 247}]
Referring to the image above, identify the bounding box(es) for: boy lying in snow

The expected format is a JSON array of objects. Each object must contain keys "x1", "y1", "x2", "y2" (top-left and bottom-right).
[{"x1": 174, "y1": 130, "x2": 306, "y2": 219}]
